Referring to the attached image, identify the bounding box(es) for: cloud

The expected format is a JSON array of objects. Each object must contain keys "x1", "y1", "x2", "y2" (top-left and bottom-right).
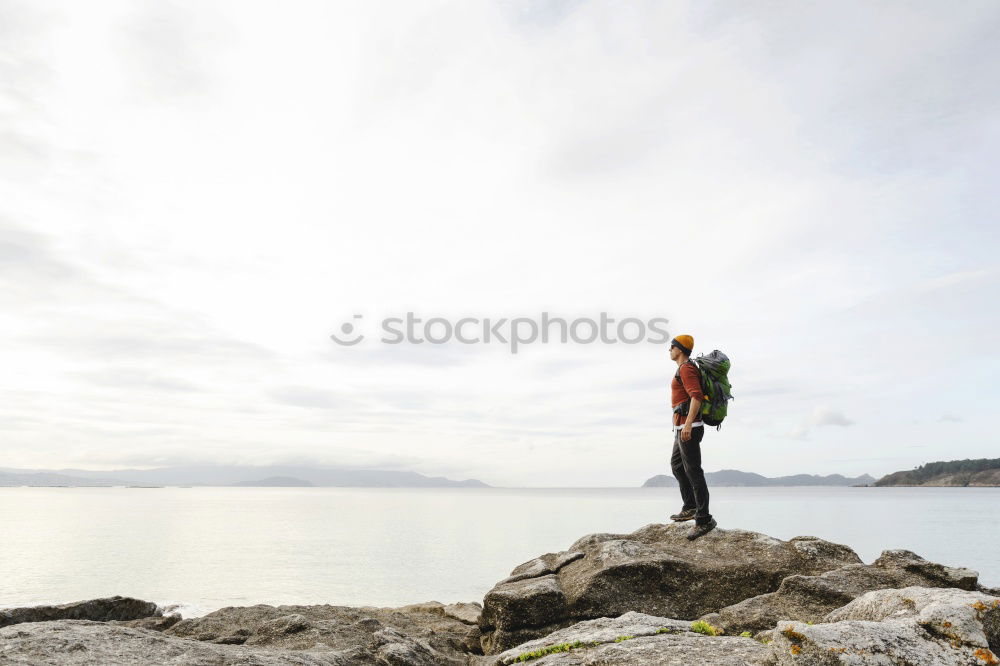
[
  {"x1": 502, "y1": 0, "x2": 586, "y2": 29},
  {"x1": 0, "y1": 1, "x2": 56, "y2": 179},
  {"x1": 268, "y1": 385, "x2": 344, "y2": 410},
  {"x1": 116, "y1": 2, "x2": 229, "y2": 99},
  {"x1": 789, "y1": 407, "x2": 855, "y2": 440},
  {"x1": 1, "y1": 1, "x2": 997, "y2": 483},
  {"x1": 75, "y1": 367, "x2": 201, "y2": 393},
  {"x1": 0, "y1": 219, "x2": 85, "y2": 286},
  {"x1": 733, "y1": 385, "x2": 797, "y2": 398},
  {"x1": 939, "y1": 414, "x2": 962, "y2": 423},
  {"x1": 321, "y1": 343, "x2": 477, "y2": 367}
]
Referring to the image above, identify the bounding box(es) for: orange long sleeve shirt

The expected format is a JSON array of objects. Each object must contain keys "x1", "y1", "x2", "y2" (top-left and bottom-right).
[{"x1": 671, "y1": 361, "x2": 705, "y2": 426}]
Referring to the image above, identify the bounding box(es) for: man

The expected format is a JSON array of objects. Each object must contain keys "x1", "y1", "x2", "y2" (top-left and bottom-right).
[{"x1": 668, "y1": 334, "x2": 717, "y2": 540}]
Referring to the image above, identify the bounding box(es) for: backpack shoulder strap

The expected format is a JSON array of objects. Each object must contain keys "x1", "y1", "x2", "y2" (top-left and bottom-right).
[
  {"x1": 674, "y1": 361, "x2": 698, "y2": 390},
  {"x1": 676, "y1": 360, "x2": 695, "y2": 374},
  {"x1": 673, "y1": 361, "x2": 698, "y2": 415}
]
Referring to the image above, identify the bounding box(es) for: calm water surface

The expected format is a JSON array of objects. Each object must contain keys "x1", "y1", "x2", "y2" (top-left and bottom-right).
[{"x1": 1, "y1": 486, "x2": 996, "y2": 617}]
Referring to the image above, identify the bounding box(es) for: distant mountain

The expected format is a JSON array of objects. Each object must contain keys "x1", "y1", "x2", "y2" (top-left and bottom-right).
[
  {"x1": 0, "y1": 471, "x2": 117, "y2": 487},
  {"x1": 642, "y1": 469, "x2": 875, "y2": 487},
  {"x1": 875, "y1": 458, "x2": 1000, "y2": 487},
  {"x1": 0, "y1": 465, "x2": 490, "y2": 488},
  {"x1": 232, "y1": 476, "x2": 314, "y2": 487}
]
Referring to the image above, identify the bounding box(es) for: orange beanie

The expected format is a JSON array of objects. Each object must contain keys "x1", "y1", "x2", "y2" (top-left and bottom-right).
[{"x1": 671, "y1": 335, "x2": 694, "y2": 355}]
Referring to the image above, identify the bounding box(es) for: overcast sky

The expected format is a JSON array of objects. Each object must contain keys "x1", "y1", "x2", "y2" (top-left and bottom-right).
[{"x1": 2, "y1": 0, "x2": 998, "y2": 486}]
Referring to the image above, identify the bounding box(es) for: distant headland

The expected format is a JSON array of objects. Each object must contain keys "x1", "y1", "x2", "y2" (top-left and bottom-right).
[
  {"x1": 874, "y1": 458, "x2": 1000, "y2": 487},
  {"x1": 642, "y1": 458, "x2": 1000, "y2": 488},
  {"x1": 642, "y1": 470, "x2": 875, "y2": 487}
]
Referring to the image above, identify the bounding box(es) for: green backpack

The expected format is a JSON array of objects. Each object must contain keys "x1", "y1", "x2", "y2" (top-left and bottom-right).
[{"x1": 674, "y1": 350, "x2": 734, "y2": 429}]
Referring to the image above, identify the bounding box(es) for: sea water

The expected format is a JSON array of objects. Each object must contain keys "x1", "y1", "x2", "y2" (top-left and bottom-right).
[{"x1": 1, "y1": 486, "x2": 996, "y2": 617}]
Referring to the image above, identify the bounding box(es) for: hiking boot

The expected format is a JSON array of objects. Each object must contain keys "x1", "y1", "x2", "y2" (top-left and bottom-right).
[
  {"x1": 686, "y1": 518, "x2": 717, "y2": 541},
  {"x1": 670, "y1": 508, "x2": 697, "y2": 522}
]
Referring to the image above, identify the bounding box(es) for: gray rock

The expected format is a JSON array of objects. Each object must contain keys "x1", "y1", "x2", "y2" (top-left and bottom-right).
[
  {"x1": 0, "y1": 620, "x2": 352, "y2": 665},
  {"x1": 478, "y1": 522, "x2": 861, "y2": 653},
  {"x1": 164, "y1": 601, "x2": 472, "y2": 662},
  {"x1": 701, "y1": 549, "x2": 982, "y2": 635},
  {"x1": 0, "y1": 596, "x2": 161, "y2": 629},
  {"x1": 873, "y1": 549, "x2": 979, "y2": 589},
  {"x1": 767, "y1": 586, "x2": 1000, "y2": 665},
  {"x1": 824, "y1": 586, "x2": 1000, "y2": 650},
  {"x1": 397, "y1": 600, "x2": 482, "y2": 625},
  {"x1": 245, "y1": 613, "x2": 314, "y2": 644},
  {"x1": 498, "y1": 551, "x2": 586, "y2": 585},
  {"x1": 395, "y1": 600, "x2": 484, "y2": 654},
  {"x1": 110, "y1": 613, "x2": 182, "y2": 631},
  {"x1": 470, "y1": 611, "x2": 770, "y2": 665},
  {"x1": 370, "y1": 626, "x2": 463, "y2": 666}
]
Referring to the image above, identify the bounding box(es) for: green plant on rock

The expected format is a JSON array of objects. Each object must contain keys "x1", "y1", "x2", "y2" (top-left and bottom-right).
[
  {"x1": 690, "y1": 620, "x2": 723, "y2": 636},
  {"x1": 614, "y1": 634, "x2": 634, "y2": 642},
  {"x1": 514, "y1": 639, "x2": 601, "y2": 662},
  {"x1": 655, "y1": 627, "x2": 678, "y2": 634},
  {"x1": 740, "y1": 631, "x2": 752, "y2": 638}
]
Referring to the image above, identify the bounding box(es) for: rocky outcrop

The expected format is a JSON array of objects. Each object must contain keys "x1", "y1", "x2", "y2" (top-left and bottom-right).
[
  {"x1": 163, "y1": 599, "x2": 479, "y2": 662},
  {"x1": 111, "y1": 613, "x2": 183, "y2": 631},
  {"x1": 470, "y1": 611, "x2": 770, "y2": 665},
  {"x1": 769, "y1": 586, "x2": 1000, "y2": 664},
  {"x1": 700, "y1": 548, "x2": 981, "y2": 635},
  {"x1": 0, "y1": 596, "x2": 161, "y2": 628},
  {"x1": 478, "y1": 522, "x2": 861, "y2": 653},
  {"x1": 0, "y1": 620, "x2": 353, "y2": 665},
  {"x1": 1, "y1": 599, "x2": 481, "y2": 665},
  {"x1": 468, "y1": 588, "x2": 1000, "y2": 665}
]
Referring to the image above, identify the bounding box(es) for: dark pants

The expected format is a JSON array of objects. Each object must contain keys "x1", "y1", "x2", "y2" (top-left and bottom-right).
[{"x1": 670, "y1": 426, "x2": 712, "y2": 525}]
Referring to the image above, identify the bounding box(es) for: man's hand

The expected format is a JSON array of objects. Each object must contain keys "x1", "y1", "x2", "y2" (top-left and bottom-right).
[{"x1": 681, "y1": 397, "x2": 702, "y2": 442}]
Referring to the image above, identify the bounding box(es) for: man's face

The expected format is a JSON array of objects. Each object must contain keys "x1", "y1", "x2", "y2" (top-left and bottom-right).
[{"x1": 668, "y1": 344, "x2": 678, "y2": 361}]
